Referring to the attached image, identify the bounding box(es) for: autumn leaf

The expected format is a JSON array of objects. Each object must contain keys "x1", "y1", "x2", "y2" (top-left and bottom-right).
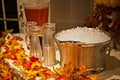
[
  {"x1": 2, "y1": 44, "x2": 10, "y2": 52},
  {"x1": 22, "y1": 58, "x2": 32, "y2": 70},
  {"x1": 30, "y1": 56, "x2": 39, "y2": 62},
  {"x1": 22, "y1": 61, "x2": 32, "y2": 70},
  {"x1": 1, "y1": 71, "x2": 12, "y2": 79},
  {"x1": 56, "y1": 74, "x2": 66, "y2": 80},
  {"x1": 7, "y1": 54, "x2": 17, "y2": 60}
]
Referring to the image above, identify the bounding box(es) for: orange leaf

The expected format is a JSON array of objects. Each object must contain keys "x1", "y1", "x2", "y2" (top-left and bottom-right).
[{"x1": 1, "y1": 71, "x2": 12, "y2": 79}]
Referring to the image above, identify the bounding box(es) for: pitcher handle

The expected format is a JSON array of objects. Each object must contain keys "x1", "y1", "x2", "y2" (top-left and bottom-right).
[{"x1": 25, "y1": 34, "x2": 30, "y2": 49}]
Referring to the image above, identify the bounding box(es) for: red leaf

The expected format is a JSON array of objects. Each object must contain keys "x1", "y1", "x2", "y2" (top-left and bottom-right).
[
  {"x1": 10, "y1": 54, "x2": 17, "y2": 60},
  {"x1": 22, "y1": 58, "x2": 32, "y2": 70},
  {"x1": 56, "y1": 74, "x2": 66, "y2": 80},
  {"x1": 22, "y1": 61, "x2": 32, "y2": 70},
  {"x1": 7, "y1": 35, "x2": 10, "y2": 40},
  {"x1": 2, "y1": 44, "x2": 9, "y2": 51},
  {"x1": 30, "y1": 56, "x2": 39, "y2": 62}
]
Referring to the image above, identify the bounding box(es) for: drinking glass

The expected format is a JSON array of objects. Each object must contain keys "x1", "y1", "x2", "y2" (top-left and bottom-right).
[
  {"x1": 23, "y1": 0, "x2": 50, "y2": 26},
  {"x1": 42, "y1": 23, "x2": 56, "y2": 66},
  {"x1": 29, "y1": 25, "x2": 43, "y2": 61}
]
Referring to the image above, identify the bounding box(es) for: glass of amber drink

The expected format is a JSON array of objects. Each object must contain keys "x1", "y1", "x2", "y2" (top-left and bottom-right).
[{"x1": 23, "y1": 0, "x2": 50, "y2": 26}]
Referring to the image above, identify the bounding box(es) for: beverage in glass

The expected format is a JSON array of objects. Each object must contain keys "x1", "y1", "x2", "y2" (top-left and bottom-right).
[{"x1": 24, "y1": 0, "x2": 50, "y2": 26}]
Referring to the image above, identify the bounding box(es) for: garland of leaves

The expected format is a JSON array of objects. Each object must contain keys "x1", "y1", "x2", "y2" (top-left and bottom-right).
[{"x1": 0, "y1": 33, "x2": 99, "y2": 80}]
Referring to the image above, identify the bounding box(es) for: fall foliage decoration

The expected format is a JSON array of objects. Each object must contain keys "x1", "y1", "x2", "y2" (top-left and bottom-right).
[
  {"x1": 84, "y1": 4, "x2": 120, "y2": 50},
  {"x1": 0, "y1": 33, "x2": 98, "y2": 80}
]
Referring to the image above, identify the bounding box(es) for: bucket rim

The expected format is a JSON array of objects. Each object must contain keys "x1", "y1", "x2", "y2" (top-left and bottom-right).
[{"x1": 53, "y1": 29, "x2": 112, "y2": 46}]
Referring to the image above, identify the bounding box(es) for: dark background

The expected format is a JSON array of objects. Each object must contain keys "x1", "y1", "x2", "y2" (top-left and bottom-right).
[{"x1": 0, "y1": 0, "x2": 19, "y2": 33}]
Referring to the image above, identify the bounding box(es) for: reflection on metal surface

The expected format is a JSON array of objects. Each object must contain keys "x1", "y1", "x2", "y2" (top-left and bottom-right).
[{"x1": 54, "y1": 31, "x2": 111, "y2": 74}]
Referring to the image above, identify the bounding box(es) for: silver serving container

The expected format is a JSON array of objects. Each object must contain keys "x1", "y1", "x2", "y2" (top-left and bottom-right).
[{"x1": 54, "y1": 30, "x2": 111, "y2": 73}]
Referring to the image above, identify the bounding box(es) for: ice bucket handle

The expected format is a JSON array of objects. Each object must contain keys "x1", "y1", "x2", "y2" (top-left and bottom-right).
[{"x1": 101, "y1": 45, "x2": 111, "y2": 56}]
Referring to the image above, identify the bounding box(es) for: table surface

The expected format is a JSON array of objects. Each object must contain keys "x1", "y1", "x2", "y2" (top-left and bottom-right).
[
  {"x1": 13, "y1": 33, "x2": 120, "y2": 80},
  {"x1": 98, "y1": 49, "x2": 120, "y2": 80}
]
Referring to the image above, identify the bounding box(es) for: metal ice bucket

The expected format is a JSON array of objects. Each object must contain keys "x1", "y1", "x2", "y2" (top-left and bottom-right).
[{"x1": 54, "y1": 31, "x2": 111, "y2": 73}]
